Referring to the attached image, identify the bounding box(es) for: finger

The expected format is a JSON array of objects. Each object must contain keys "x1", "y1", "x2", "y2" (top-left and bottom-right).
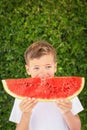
[
  {"x1": 20, "y1": 97, "x2": 36, "y2": 107},
  {"x1": 57, "y1": 102, "x2": 72, "y2": 109},
  {"x1": 24, "y1": 100, "x2": 37, "y2": 112},
  {"x1": 19, "y1": 98, "x2": 29, "y2": 109},
  {"x1": 20, "y1": 98, "x2": 37, "y2": 112},
  {"x1": 22, "y1": 101, "x2": 37, "y2": 113},
  {"x1": 20, "y1": 97, "x2": 29, "y2": 106},
  {"x1": 57, "y1": 99, "x2": 71, "y2": 105},
  {"x1": 56, "y1": 99, "x2": 72, "y2": 110}
]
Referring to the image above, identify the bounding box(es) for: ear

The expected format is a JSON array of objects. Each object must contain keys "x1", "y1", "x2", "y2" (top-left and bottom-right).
[
  {"x1": 54, "y1": 62, "x2": 57, "y2": 73},
  {"x1": 25, "y1": 65, "x2": 30, "y2": 75}
]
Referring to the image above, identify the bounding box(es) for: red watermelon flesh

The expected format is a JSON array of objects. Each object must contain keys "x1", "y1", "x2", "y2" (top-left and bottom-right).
[{"x1": 2, "y1": 77, "x2": 85, "y2": 101}]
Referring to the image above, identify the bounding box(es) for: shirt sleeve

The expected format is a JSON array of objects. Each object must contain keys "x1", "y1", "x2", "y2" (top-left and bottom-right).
[
  {"x1": 9, "y1": 98, "x2": 22, "y2": 123},
  {"x1": 71, "y1": 96, "x2": 84, "y2": 115}
]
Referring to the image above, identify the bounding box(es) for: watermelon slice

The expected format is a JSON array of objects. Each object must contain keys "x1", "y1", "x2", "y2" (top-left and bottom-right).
[{"x1": 2, "y1": 77, "x2": 85, "y2": 101}]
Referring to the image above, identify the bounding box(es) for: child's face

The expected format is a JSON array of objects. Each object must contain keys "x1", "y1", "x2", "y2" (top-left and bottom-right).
[{"x1": 25, "y1": 54, "x2": 57, "y2": 78}]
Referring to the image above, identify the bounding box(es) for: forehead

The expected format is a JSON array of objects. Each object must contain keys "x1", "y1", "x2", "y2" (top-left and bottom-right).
[{"x1": 28, "y1": 54, "x2": 55, "y2": 66}]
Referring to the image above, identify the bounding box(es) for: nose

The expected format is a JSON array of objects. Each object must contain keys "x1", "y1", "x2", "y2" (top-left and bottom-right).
[{"x1": 38, "y1": 68, "x2": 47, "y2": 78}]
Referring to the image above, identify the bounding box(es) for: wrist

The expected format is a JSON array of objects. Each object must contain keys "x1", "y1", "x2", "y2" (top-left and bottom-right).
[
  {"x1": 62, "y1": 110, "x2": 71, "y2": 115},
  {"x1": 22, "y1": 112, "x2": 32, "y2": 121},
  {"x1": 63, "y1": 110, "x2": 72, "y2": 116}
]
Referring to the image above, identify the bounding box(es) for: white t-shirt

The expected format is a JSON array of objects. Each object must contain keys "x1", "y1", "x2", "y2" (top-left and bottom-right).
[{"x1": 9, "y1": 97, "x2": 83, "y2": 130}]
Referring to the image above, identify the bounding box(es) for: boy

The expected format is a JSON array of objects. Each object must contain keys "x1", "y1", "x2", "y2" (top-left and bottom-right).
[{"x1": 9, "y1": 41, "x2": 83, "y2": 130}]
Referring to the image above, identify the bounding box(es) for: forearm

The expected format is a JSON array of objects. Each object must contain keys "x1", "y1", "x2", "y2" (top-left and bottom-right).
[
  {"x1": 16, "y1": 98, "x2": 37, "y2": 130},
  {"x1": 16, "y1": 112, "x2": 31, "y2": 130},
  {"x1": 63, "y1": 111, "x2": 81, "y2": 130}
]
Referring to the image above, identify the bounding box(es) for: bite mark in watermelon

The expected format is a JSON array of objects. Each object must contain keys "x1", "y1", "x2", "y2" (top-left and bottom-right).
[{"x1": 2, "y1": 76, "x2": 85, "y2": 101}]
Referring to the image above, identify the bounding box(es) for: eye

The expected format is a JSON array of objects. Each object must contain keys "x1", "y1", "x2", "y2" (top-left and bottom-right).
[
  {"x1": 33, "y1": 67, "x2": 39, "y2": 70},
  {"x1": 46, "y1": 65, "x2": 52, "y2": 69}
]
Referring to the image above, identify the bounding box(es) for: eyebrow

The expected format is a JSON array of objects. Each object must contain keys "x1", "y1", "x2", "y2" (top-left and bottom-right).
[
  {"x1": 32, "y1": 64, "x2": 52, "y2": 67},
  {"x1": 33, "y1": 65, "x2": 39, "y2": 67},
  {"x1": 45, "y1": 64, "x2": 52, "y2": 65}
]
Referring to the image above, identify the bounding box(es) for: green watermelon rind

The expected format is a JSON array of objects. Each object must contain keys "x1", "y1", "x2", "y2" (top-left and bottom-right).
[{"x1": 2, "y1": 77, "x2": 85, "y2": 101}]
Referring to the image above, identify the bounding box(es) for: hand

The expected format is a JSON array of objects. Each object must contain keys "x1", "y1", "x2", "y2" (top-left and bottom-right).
[
  {"x1": 19, "y1": 97, "x2": 38, "y2": 114},
  {"x1": 56, "y1": 99, "x2": 72, "y2": 114}
]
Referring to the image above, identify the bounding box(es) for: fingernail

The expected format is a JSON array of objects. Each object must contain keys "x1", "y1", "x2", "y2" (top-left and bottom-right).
[
  {"x1": 28, "y1": 97, "x2": 31, "y2": 100},
  {"x1": 60, "y1": 99, "x2": 63, "y2": 102},
  {"x1": 32, "y1": 98, "x2": 35, "y2": 100}
]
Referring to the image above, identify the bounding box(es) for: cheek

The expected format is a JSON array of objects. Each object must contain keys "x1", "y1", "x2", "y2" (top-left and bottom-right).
[
  {"x1": 54, "y1": 67, "x2": 57, "y2": 73},
  {"x1": 30, "y1": 71, "x2": 39, "y2": 78},
  {"x1": 52, "y1": 66, "x2": 57, "y2": 72},
  {"x1": 47, "y1": 70, "x2": 55, "y2": 77}
]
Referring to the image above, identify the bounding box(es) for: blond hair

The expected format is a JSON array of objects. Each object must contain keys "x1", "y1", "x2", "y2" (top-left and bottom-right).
[{"x1": 24, "y1": 41, "x2": 57, "y2": 64}]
